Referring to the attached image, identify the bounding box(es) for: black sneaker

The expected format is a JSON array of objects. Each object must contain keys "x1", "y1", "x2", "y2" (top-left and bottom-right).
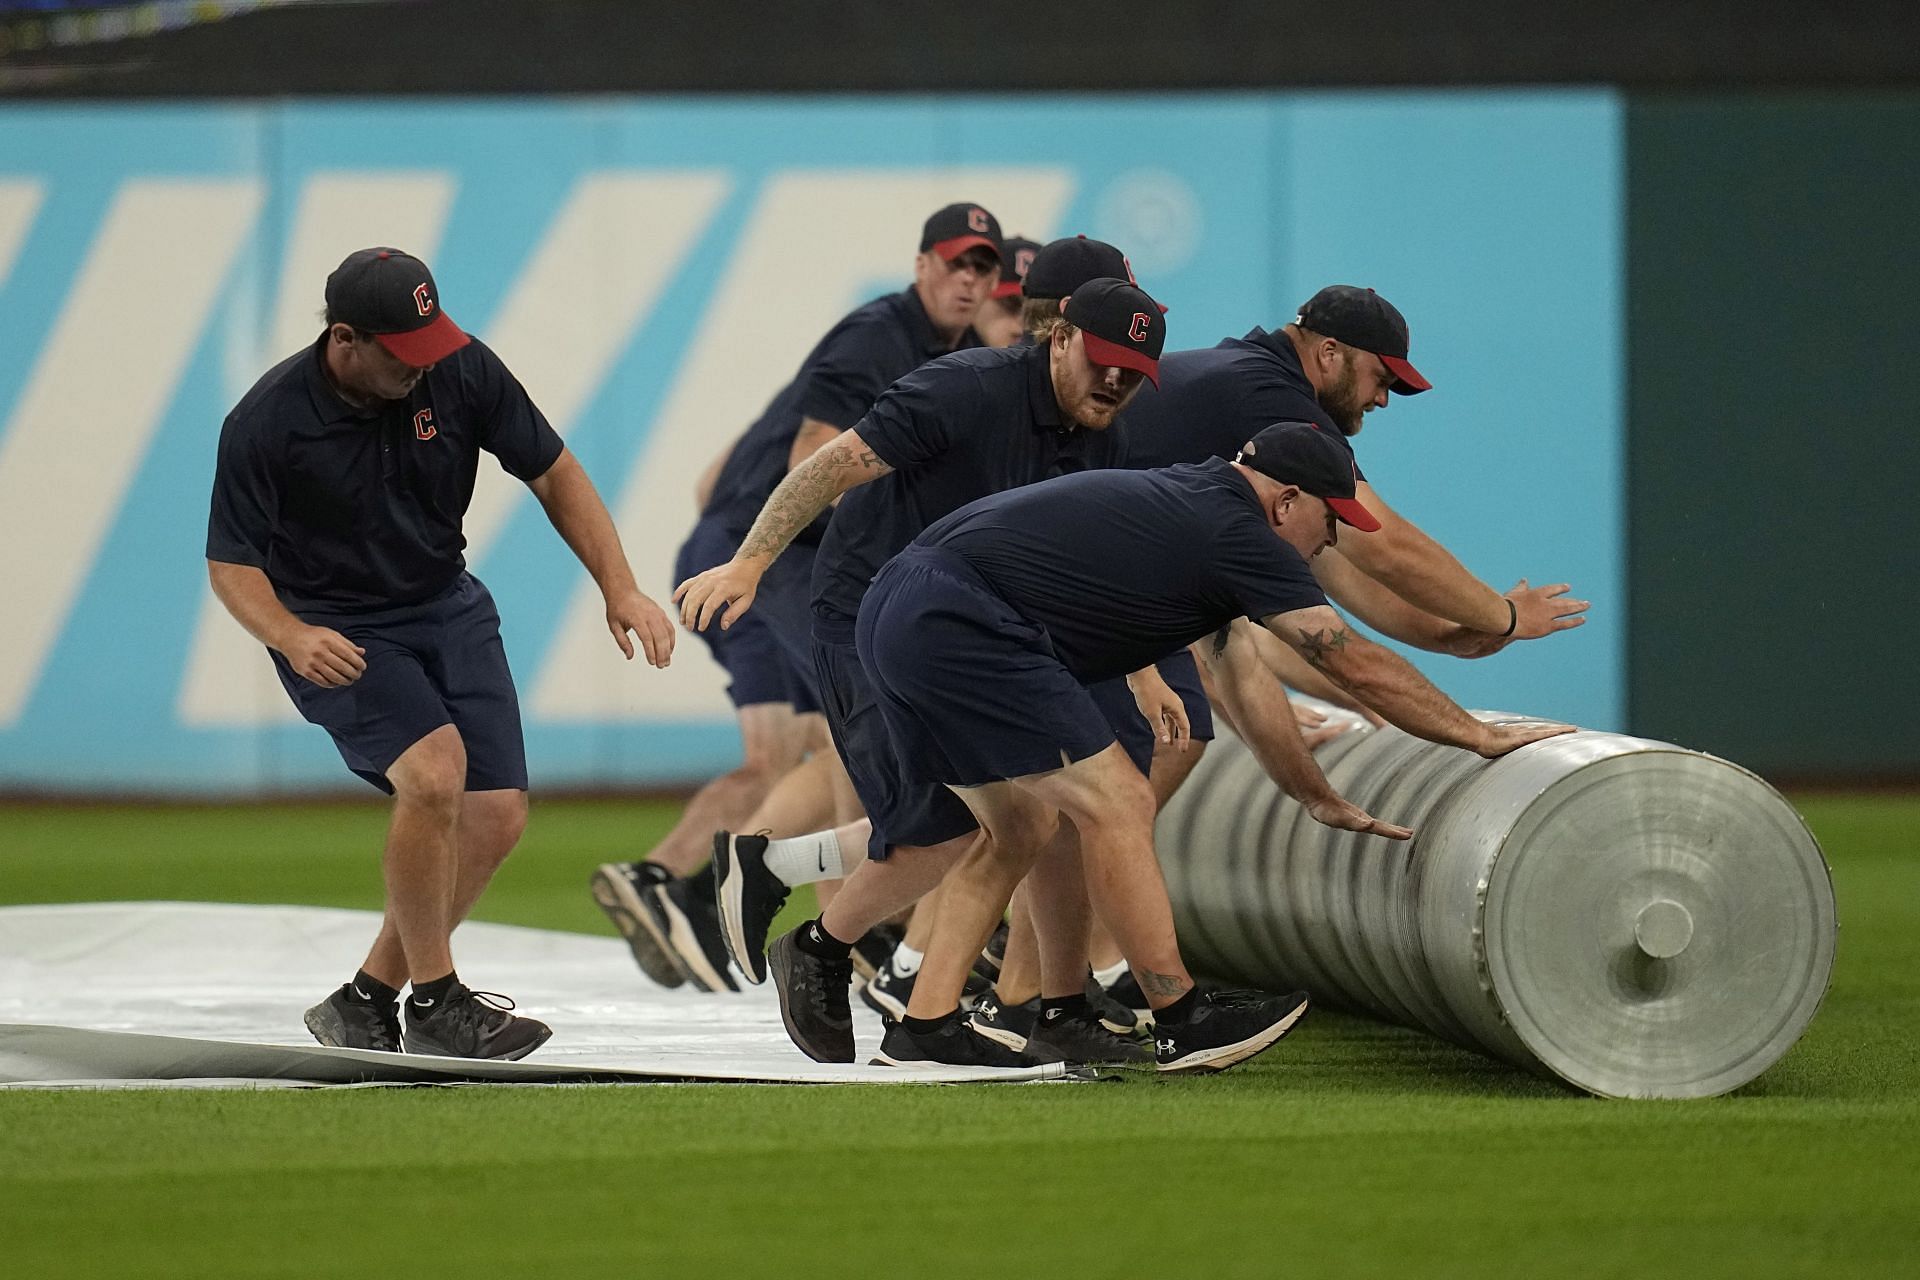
[
  {"x1": 1153, "y1": 988, "x2": 1310, "y2": 1075},
  {"x1": 967, "y1": 990, "x2": 1039, "y2": 1052},
  {"x1": 1028, "y1": 1007, "x2": 1154, "y2": 1066},
  {"x1": 859, "y1": 955, "x2": 915, "y2": 1020},
  {"x1": 713, "y1": 830, "x2": 788, "y2": 985},
  {"x1": 1086, "y1": 973, "x2": 1144, "y2": 1036},
  {"x1": 1103, "y1": 969, "x2": 1152, "y2": 1026},
  {"x1": 850, "y1": 923, "x2": 904, "y2": 982},
  {"x1": 656, "y1": 872, "x2": 739, "y2": 993},
  {"x1": 872, "y1": 1016, "x2": 1040, "y2": 1068},
  {"x1": 303, "y1": 984, "x2": 400, "y2": 1053},
  {"x1": 589, "y1": 861, "x2": 688, "y2": 988},
  {"x1": 402, "y1": 984, "x2": 553, "y2": 1061},
  {"x1": 768, "y1": 927, "x2": 855, "y2": 1063}
]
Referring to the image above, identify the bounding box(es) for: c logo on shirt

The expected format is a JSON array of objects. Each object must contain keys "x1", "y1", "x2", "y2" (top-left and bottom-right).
[
  {"x1": 1128, "y1": 312, "x2": 1151, "y2": 342},
  {"x1": 413, "y1": 408, "x2": 436, "y2": 441},
  {"x1": 967, "y1": 207, "x2": 989, "y2": 233},
  {"x1": 413, "y1": 283, "x2": 434, "y2": 317}
]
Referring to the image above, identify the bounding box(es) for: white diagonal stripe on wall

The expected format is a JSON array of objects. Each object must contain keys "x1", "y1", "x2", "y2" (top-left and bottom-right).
[
  {"x1": 462, "y1": 171, "x2": 730, "y2": 567},
  {"x1": 0, "y1": 180, "x2": 45, "y2": 294},
  {"x1": 178, "y1": 171, "x2": 456, "y2": 727},
  {"x1": 0, "y1": 178, "x2": 265, "y2": 726},
  {"x1": 531, "y1": 168, "x2": 1074, "y2": 721}
]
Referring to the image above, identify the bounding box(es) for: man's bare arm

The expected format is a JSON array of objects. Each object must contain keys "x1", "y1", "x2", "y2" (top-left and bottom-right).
[
  {"x1": 207, "y1": 560, "x2": 366, "y2": 688},
  {"x1": 1312, "y1": 544, "x2": 1488, "y2": 656},
  {"x1": 528, "y1": 448, "x2": 674, "y2": 667},
  {"x1": 787, "y1": 416, "x2": 846, "y2": 472},
  {"x1": 741, "y1": 429, "x2": 892, "y2": 561},
  {"x1": 1339, "y1": 480, "x2": 1587, "y2": 640},
  {"x1": 675, "y1": 428, "x2": 894, "y2": 630},
  {"x1": 1267, "y1": 604, "x2": 1573, "y2": 758},
  {"x1": 1200, "y1": 620, "x2": 1411, "y2": 838}
]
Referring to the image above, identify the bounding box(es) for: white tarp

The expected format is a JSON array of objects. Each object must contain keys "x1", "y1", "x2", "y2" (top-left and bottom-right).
[{"x1": 0, "y1": 902, "x2": 1066, "y2": 1089}]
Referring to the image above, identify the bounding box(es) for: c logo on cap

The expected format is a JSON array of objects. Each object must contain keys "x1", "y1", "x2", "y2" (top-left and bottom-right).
[
  {"x1": 1128, "y1": 312, "x2": 1151, "y2": 342},
  {"x1": 967, "y1": 207, "x2": 988, "y2": 233},
  {"x1": 413, "y1": 283, "x2": 433, "y2": 317},
  {"x1": 1015, "y1": 248, "x2": 1035, "y2": 278}
]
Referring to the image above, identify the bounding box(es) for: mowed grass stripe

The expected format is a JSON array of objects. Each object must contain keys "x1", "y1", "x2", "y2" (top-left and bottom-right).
[{"x1": 0, "y1": 795, "x2": 1916, "y2": 1278}]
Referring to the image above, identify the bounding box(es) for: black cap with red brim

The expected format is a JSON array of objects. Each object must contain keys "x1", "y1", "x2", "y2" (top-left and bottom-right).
[
  {"x1": 325, "y1": 247, "x2": 471, "y2": 368},
  {"x1": 1024, "y1": 235, "x2": 1167, "y2": 314},
  {"x1": 1296, "y1": 285, "x2": 1430, "y2": 395},
  {"x1": 994, "y1": 236, "x2": 1042, "y2": 299},
  {"x1": 1235, "y1": 421, "x2": 1381, "y2": 531},
  {"x1": 921, "y1": 202, "x2": 1004, "y2": 263},
  {"x1": 1061, "y1": 278, "x2": 1166, "y2": 387}
]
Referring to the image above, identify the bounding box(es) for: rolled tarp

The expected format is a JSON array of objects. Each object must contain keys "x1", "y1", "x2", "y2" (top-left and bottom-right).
[{"x1": 1156, "y1": 709, "x2": 1837, "y2": 1099}]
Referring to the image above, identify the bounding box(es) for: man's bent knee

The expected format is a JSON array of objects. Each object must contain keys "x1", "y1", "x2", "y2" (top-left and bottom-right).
[{"x1": 388, "y1": 725, "x2": 466, "y2": 811}]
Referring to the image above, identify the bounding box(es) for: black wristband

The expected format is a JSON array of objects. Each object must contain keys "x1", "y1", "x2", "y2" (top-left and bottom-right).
[{"x1": 1500, "y1": 598, "x2": 1518, "y2": 638}]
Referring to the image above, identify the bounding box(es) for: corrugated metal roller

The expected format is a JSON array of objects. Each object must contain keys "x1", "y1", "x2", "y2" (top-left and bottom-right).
[{"x1": 1156, "y1": 708, "x2": 1837, "y2": 1098}]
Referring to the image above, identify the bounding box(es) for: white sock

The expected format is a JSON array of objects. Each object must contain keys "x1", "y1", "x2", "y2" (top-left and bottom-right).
[
  {"x1": 760, "y1": 828, "x2": 844, "y2": 887},
  {"x1": 1092, "y1": 959, "x2": 1128, "y2": 988},
  {"x1": 890, "y1": 942, "x2": 924, "y2": 977}
]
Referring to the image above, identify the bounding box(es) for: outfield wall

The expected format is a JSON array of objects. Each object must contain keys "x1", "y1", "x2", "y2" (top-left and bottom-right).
[{"x1": 0, "y1": 93, "x2": 1624, "y2": 793}]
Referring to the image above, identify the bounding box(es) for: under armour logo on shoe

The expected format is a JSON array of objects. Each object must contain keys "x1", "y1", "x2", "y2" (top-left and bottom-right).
[{"x1": 1156, "y1": 1038, "x2": 1176, "y2": 1055}]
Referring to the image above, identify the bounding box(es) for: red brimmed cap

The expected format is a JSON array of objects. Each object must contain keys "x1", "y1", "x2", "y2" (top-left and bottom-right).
[
  {"x1": 1061, "y1": 278, "x2": 1166, "y2": 387},
  {"x1": 324, "y1": 248, "x2": 471, "y2": 368},
  {"x1": 1023, "y1": 235, "x2": 1165, "y2": 314},
  {"x1": 920, "y1": 202, "x2": 1004, "y2": 263},
  {"x1": 1296, "y1": 285, "x2": 1430, "y2": 395},
  {"x1": 993, "y1": 236, "x2": 1042, "y2": 299},
  {"x1": 1235, "y1": 422, "x2": 1381, "y2": 531}
]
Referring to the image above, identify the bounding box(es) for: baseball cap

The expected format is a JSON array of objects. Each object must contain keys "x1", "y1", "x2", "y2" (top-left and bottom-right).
[
  {"x1": 1025, "y1": 235, "x2": 1167, "y2": 313},
  {"x1": 1061, "y1": 277, "x2": 1166, "y2": 386},
  {"x1": 1295, "y1": 285, "x2": 1430, "y2": 395},
  {"x1": 1235, "y1": 422, "x2": 1381, "y2": 531},
  {"x1": 325, "y1": 248, "x2": 470, "y2": 367},
  {"x1": 993, "y1": 236, "x2": 1042, "y2": 299},
  {"x1": 920, "y1": 203, "x2": 1003, "y2": 263}
]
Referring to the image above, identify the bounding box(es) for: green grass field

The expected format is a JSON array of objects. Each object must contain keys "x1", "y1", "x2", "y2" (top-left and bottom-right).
[{"x1": 2, "y1": 795, "x2": 1916, "y2": 1278}]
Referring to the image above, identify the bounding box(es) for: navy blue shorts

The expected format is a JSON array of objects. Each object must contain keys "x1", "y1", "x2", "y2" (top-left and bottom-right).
[
  {"x1": 753, "y1": 542, "x2": 823, "y2": 717},
  {"x1": 674, "y1": 516, "x2": 800, "y2": 710},
  {"x1": 812, "y1": 617, "x2": 980, "y2": 862},
  {"x1": 271, "y1": 572, "x2": 527, "y2": 794},
  {"x1": 1157, "y1": 648, "x2": 1216, "y2": 742},
  {"x1": 1085, "y1": 677, "x2": 1156, "y2": 778},
  {"x1": 856, "y1": 546, "x2": 1117, "y2": 793}
]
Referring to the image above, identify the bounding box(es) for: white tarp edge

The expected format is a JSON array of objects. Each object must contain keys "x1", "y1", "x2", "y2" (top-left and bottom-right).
[{"x1": 0, "y1": 902, "x2": 1067, "y2": 1089}]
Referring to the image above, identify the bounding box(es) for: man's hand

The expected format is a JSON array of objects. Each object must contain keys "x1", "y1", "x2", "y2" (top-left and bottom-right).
[
  {"x1": 607, "y1": 588, "x2": 676, "y2": 668},
  {"x1": 1475, "y1": 719, "x2": 1577, "y2": 759},
  {"x1": 1509, "y1": 578, "x2": 1589, "y2": 640},
  {"x1": 1303, "y1": 794, "x2": 1413, "y2": 841},
  {"x1": 673, "y1": 557, "x2": 767, "y2": 631},
  {"x1": 1128, "y1": 667, "x2": 1190, "y2": 749},
  {"x1": 280, "y1": 625, "x2": 366, "y2": 688}
]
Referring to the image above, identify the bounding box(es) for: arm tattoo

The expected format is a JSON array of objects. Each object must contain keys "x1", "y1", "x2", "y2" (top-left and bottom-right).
[
  {"x1": 1211, "y1": 624, "x2": 1232, "y2": 659},
  {"x1": 1138, "y1": 968, "x2": 1190, "y2": 998},
  {"x1": 1295, "y1": 625, "x2": 1353, "y2": 671},
  {"x1": 735, "y1": 440, "x2": 893, "y2": 561}
]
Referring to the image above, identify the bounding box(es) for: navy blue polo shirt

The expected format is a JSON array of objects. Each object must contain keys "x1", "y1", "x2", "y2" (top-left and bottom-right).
[
  {"x1": 1118, "y1": 327, "x2": 1363, "y2": 479},
  {"x1": 206, "y1": 334, "x2": 563, "y2": 614},
  {"x1": 703, "y1": 288, "x2": 975, "y2": 544},
  {"x1": 810, "y1": 342, "x2": 1124, "y2": 629},
  {"x1": 916, "y1": 459, "x2": 1328, "y2": 683}
]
